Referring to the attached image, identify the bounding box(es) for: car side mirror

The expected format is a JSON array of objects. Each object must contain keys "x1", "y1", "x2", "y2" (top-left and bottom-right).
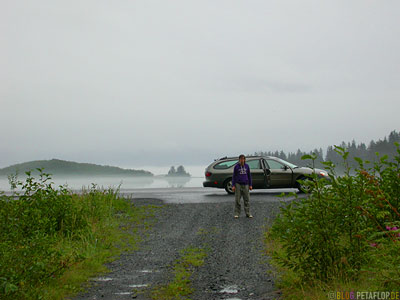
[{"x1": 283, "y1": 165, "x2": 288, "y2": 170}]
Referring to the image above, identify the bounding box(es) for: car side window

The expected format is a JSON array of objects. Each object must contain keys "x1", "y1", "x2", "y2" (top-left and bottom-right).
[
  {"x1": 214, "y1": 160, "x2": 238, "y2": 169},
  {"x1": 265, "y1": 159, "x2": 284, "y2": 169},
  {"x1": 246, "y1": 159, "x2": 261, "y2": 169}
]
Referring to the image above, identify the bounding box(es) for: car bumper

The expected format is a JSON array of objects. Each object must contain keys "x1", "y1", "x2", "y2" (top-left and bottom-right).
[{"x1": 203, "y1": 180, "x2": 218, "y2": 188}]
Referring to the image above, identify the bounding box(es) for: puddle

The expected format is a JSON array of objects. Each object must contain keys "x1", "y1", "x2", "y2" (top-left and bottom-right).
[
  {"x1": 94, "y1": 277, "x2": 113, "y2": 281},
  {"x1": 219, "y1": 285, "x2": 239, "y2": 294},
  {"x1": 139, "y1": 269, "x2": 153, "y2": 273},
  {"x1": 114, "y1": 292, "x2": 131, "y2": 295},
  {"x1": 129, "y1": 284, "x2": 148, "y2": 288}
]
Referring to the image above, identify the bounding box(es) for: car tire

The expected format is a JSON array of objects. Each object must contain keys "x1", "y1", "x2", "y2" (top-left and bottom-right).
[
  {"x1": 297, "y1": 176, "x2": 312, "y2": 193},
  {"x1": 224, "y1": 178, "x2": 234, "y2": 194}
]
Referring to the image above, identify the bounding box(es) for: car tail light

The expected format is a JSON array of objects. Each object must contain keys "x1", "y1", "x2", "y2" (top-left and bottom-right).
[{"x1": 205, "y1": 172, "x2": 212, "y2": 177}]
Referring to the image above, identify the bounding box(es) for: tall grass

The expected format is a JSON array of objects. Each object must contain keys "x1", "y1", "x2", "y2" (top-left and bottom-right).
[
  {"x1": 265, "y1": 144, "x2": 400, "y2": 298},
  {"x1": 0, "y1": 169, "x2": 157, "y2": 299}
]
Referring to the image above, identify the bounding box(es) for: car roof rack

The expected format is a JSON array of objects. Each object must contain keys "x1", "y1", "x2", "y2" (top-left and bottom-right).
[
  {"x1": 214, "y1": 155, "x2": 267, "y2": 161},
  {"x1": 214, "y1": 156, "x2": 228, "y2": 161}
]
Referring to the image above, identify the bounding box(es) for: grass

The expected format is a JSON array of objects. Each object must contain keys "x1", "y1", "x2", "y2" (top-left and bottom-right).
[
  {"x1": 265, "y1": 224, "x2": 400, "y2": 299},
  {"x1": 0, "y1": 171, "x2": 160, "y2": 300},
  {"x1": 44, "y1": 201, "x2": 159, "y2": 300},
  {"x1": 271, "y1": 236, "x2": 400, "y2": 295},
  {"x1": 151, "y1": 247, "x2": 207, "y2": 300},
  {"x1": 265, "y1": 237, "x2": 400, "y2": 300},
  {"x1": 263, "y1": 231, "x2": 390, "y2": 300}
]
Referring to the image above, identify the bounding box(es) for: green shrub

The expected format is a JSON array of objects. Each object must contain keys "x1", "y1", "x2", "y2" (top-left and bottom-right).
[
  {"x1": 0, "y1": 170, "x2": 149, "y2": 299},
  {"x1": 267, "y1": 144, "x2": 400, "y2": 289}
]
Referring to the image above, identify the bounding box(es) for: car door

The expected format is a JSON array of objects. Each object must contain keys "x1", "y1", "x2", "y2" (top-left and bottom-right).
[
  {"x1": 261, "y1": 159, "x2": 271, "y2": 188},
  {"x1": 246, "y1": 159, "x2": 265, "y2": 188},
  {"x1": 264, "y1": 159, "x2": 293, "y2": 188}
]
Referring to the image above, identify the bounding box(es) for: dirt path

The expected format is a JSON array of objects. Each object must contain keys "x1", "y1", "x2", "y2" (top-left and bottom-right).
[{"x1": 72, "y1": 197, "x2": 289, "y2": 300}]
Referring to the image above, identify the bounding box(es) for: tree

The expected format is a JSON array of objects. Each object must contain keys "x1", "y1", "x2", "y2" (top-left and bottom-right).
[
  {"x1": 167, "y1": 165, "x2": 190, "y2": 177},
  {"x1": 177, "y1": 165, "x2": 185, "y2": 174},
  {"x1": 176, "y1": 165, "x2": 190, "y2": 177},
  {"x1": 168, "y1": 166, "x2": 176, "y2": 175},
  {"x1": 255, "y1": 130, "x2": 399, "y2": 171}
]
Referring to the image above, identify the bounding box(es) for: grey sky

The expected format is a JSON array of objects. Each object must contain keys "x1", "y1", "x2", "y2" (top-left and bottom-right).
[{"x1": 1, "y1": 0, "x2": 399, "y2": 168}]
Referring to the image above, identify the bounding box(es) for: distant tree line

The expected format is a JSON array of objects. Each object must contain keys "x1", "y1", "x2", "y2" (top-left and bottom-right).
[
  {"x1": 0, "y1": 159, "x2": 153, "y2": 177},
  {"x1": 254, "y1": 130, "x2": 400, "y2": 169},
  {"x1": 167, "y1": 165, "x2": 191, "y2": 177}
]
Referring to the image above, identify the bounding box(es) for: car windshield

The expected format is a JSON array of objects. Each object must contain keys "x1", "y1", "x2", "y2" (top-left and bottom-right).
[{"x1": 275, "y1": 158, "x2": 297, "y2": 169}]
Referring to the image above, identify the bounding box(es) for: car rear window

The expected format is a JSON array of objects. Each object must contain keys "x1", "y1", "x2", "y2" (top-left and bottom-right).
[{"x1": 214, "y1": 160, "x2": 238, "y2": 169}]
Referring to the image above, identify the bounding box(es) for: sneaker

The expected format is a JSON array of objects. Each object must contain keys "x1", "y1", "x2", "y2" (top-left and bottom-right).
[
  {"x1": 234, "y1": 215, "x2": 239, "y2": 219},
  {"x1": 247, "y1": 214, "x2": 253, "y2": 218}
]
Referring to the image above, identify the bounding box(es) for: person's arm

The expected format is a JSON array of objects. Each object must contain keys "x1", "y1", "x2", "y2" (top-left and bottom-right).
[
  {"x1": 232, "y1": 165, "x2": 237, "y2": 187},
  {"x1": 247, "y1": 165, "x2": 252, "y2": 188}
]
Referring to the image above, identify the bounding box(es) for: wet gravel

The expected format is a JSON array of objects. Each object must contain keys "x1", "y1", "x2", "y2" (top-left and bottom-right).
[{"x1": 72, "y1": 194, "x2": 295, "y2": 300}]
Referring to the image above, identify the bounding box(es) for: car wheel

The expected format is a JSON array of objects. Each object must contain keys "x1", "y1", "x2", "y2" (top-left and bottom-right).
[
  {"x1": 224, "y1": 179, "x2": 234, "y2": 194},
  {"x1": 297, "y1": 177, "x2": 312, "y2": 193}
]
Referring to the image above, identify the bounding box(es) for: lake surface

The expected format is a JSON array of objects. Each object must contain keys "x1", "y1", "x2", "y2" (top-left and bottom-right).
[
  {"x1": 0, "y1": 176, "x2": 206, "y2": 192},
  {"x1": 0, "y1": 165, "x2": 208, "y2": 192}
]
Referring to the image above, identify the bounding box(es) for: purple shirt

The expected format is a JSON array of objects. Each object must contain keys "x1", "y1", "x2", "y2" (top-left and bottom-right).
[{"x1": 232, "y1": 163, "x2": 252, "y2": 186}]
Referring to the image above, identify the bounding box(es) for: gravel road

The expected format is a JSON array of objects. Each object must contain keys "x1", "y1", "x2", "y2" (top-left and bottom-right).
[{"x1": 72, "y1": 188, "x2": 298, "y2": 300}]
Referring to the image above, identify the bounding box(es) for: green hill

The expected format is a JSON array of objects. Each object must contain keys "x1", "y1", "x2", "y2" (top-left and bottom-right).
[{"x1": 0, "y1": 159, "x2": 153, "y2": 177}]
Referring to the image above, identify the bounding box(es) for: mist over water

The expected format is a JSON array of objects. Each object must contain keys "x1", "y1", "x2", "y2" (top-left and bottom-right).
[
  {"x1": 0, "y1": 165, "x2": 207, "y2": 192},
  {"x1": 133, "y1": 165, "x2": 207, "y2": 178}
]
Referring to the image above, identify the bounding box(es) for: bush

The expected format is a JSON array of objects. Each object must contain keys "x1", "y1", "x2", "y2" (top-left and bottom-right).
[
  {"x1": 267, "y1": 144, "x2": 400, "y2": 289},
  {"x1": 0, "y1": 169, "x2": 147, "y2": 299}
]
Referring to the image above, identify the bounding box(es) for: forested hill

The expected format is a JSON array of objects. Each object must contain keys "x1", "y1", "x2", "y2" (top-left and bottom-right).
[
  {"x1": 0, "y1": 159, "x2": 153, "y2": 177},
  {"x1": 254, "y1": 130, "x2": 400, "y2": 168}
]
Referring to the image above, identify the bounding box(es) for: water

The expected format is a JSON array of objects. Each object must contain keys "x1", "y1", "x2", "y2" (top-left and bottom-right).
[
  {"x1": 0, "y1": 165, "x2": 207, "y2": 192},
  {"x1": 0, "y1": 176, "x2": 206, "y2": 192},
  {"x1": 132, "y1": 165, "x2": 207, "y2": 178}
]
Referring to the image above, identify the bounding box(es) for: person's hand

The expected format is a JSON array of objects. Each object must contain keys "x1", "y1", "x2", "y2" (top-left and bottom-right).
[
  {"x1": 232, "y1": 186, "x2": 235, "y2": 192},
  {"x1": 249, "y1": 186, "x2": 253, "y2": 190}
]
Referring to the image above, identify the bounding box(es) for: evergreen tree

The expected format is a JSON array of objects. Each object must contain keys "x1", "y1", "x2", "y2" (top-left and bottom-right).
[
  {"x1": 168, "y1": 166, "x2": 176, "y2": 175},
  {"x1": 167, "y1": 165, "x2": 190, "y2": 177},
  {"x1": 177, "y1": 165, "x2": 189, "y2": 176},
  {"x1": 254, "y1": 130, "x2": 399, "y2": 170}
]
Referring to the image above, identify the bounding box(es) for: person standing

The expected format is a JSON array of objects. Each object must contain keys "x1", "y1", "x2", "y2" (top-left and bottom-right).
[{"x1": 231, "y1": 154, "x2": 253, "y2": 218}]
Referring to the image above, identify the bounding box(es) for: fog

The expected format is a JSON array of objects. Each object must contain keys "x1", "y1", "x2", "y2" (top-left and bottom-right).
[
  {"x1": 0, "y1": 165, "x2": 207, "y2": 191},
  {"x1": 0, "y1": 174, "x2": 204, "y2": 191},
  {"x1": 1, "y1": 1, "x2": 399, "y2": 169}
]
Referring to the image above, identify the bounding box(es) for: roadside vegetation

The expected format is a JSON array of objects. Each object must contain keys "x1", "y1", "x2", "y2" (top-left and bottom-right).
[
  {"x1": 0, "y1": 170, "x2": 158, "y2": 300},
  {"x1": 265, "y1": 144, "x2": 400, "y2": 299}
]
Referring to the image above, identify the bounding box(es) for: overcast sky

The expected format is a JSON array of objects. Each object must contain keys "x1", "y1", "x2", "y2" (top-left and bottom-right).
[{"x1": 1, "y1": 0, "x2": 399, "y2": 168}]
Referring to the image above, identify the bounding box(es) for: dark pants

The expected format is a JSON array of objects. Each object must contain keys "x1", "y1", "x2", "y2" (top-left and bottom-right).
[{"x1": 234, "y1": 183, "x2": 250, "y2": 216}]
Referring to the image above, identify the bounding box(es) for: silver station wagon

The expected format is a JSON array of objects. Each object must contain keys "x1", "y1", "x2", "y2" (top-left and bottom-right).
[{"x1": 203, "y1": 156, "x2": 329, "y2": 194}]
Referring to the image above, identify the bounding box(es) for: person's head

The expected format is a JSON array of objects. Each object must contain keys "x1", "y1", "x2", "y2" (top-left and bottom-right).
[{"x1": 239, "y1": 154, "x2": 246, "y2": 166}]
